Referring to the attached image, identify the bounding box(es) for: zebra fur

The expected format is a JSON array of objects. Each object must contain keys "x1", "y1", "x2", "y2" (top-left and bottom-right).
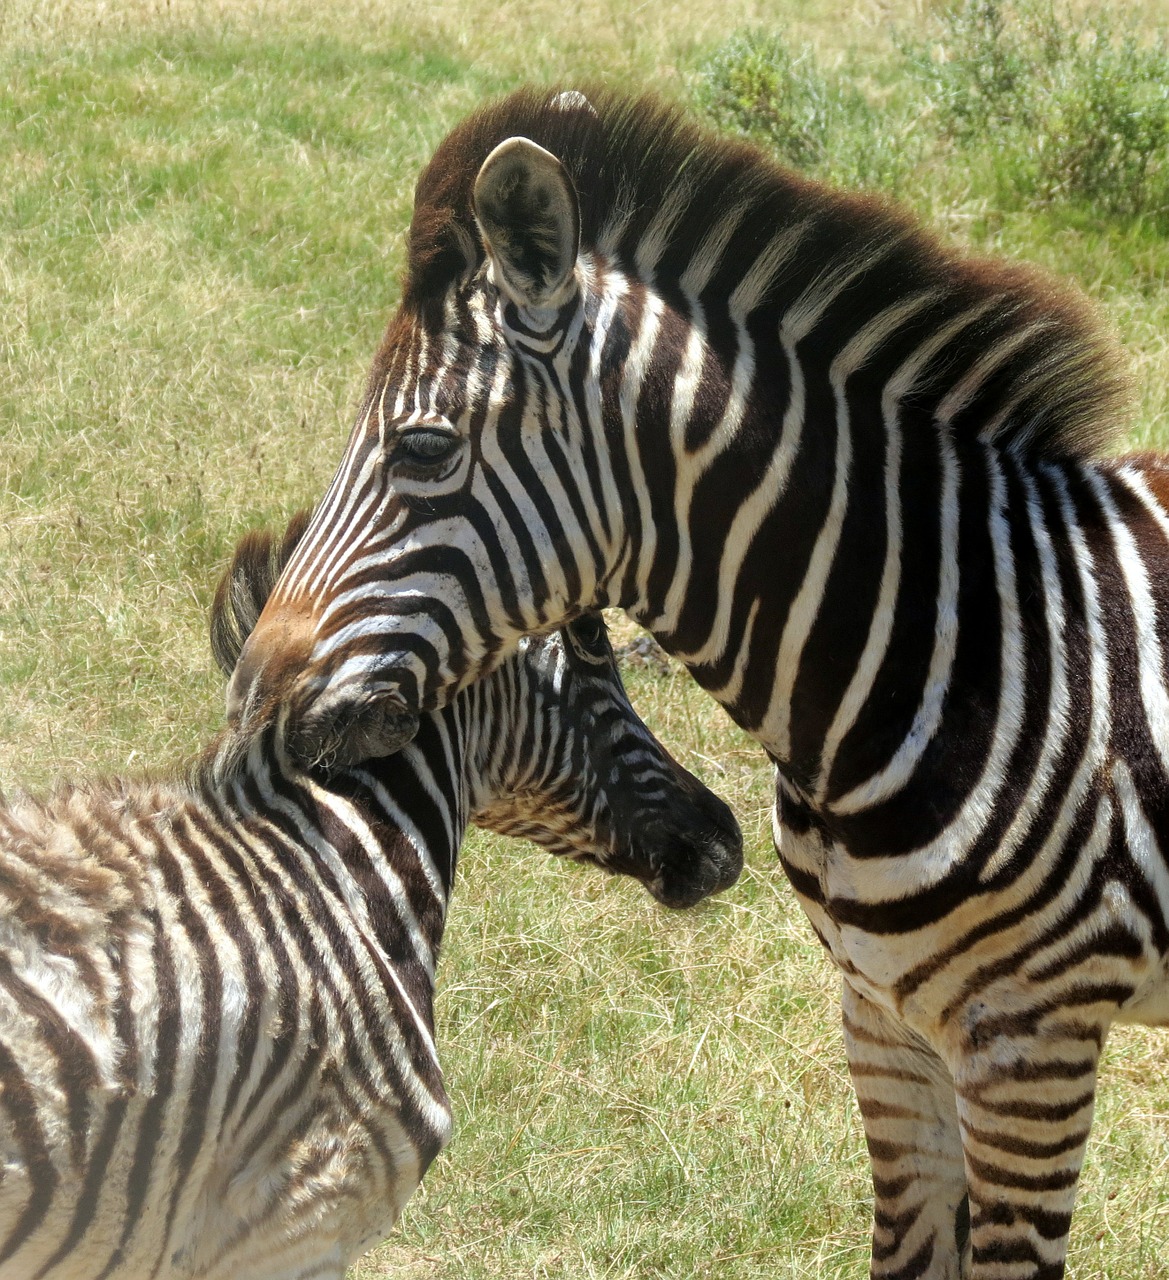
[
  {"x1": 0, "y1": 515, "x2": 741, "y2": 1280},
  {"x1": 225, "y1": 89, "x2": 1168, "y2": 1277}
]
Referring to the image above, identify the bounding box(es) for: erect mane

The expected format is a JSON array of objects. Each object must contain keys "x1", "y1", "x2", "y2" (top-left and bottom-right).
[
  {"x1": 405, "y1": 87, "x2": 1130, "y2": 461},
  {"x1": 210, "y1": 509, "x2": 312, "y2": 678}
]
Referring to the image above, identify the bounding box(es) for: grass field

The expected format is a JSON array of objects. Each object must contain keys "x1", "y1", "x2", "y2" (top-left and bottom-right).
[{"x1": 2, "y1": 1, "x2": 1168, "y2": 1276}]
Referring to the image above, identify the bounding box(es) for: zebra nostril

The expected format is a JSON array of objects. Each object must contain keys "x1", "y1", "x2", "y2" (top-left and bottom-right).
[{"x1": 707, "y1": 801, "x2": 745, "y2": 891}]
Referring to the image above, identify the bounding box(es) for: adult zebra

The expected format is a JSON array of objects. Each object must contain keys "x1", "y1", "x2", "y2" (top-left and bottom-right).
[
  {"x1": 0, "y1": 515, "x2": 741, "y2": 1280},
  {"x1": 227, "y1": 88, "x2": 1169, "y2": 1278}
]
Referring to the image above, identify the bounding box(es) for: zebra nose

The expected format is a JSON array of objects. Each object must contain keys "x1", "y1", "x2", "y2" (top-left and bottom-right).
[{"x1": 652, "y1": 788, "x2": 744, "y2": 909}]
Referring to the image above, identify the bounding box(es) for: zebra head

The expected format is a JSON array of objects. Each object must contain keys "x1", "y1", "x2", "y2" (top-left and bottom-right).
[
  {"x1": 467, "y1": 611, "x2": 743, "y2": 908},
  {"x1": 226, "y1": 89, "x2": 664, "y2": 771},
  {"x1": 214, "y1": 515, "x2": 743, "y2": 909}
]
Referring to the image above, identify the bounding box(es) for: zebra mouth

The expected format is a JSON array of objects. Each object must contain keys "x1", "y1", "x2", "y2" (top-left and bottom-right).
[
  {"x1": 289, "y1": 693, "x2": 421, "y2": 772},
  {"x1": 647, "y1": 857, "x2": 740, "y2": 910},
  {"x1": 640, "y1": 806, "x2": 744, "y2": 910}
]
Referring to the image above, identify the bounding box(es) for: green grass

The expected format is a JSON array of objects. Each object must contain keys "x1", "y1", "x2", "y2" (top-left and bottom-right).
[
  {"x1": 690, "y1": 0, "x2": 1169, "y2": 447},
  {"x1": 695, "y1": 0, "x2": 1169, "y2": 225},
  {"x1": 1, "y1": 1, "x2": 1168, "y2": 1277}
]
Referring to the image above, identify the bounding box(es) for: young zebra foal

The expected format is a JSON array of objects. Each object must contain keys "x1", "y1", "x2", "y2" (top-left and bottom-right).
[{"x1": 0, "y1": 517, "x2": 742, "y2": 1280}]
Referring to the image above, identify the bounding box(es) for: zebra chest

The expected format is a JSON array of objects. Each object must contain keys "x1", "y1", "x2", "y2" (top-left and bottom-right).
[
  {"x1": 774, "y1": 814, "x2": 900, "y2": 999},
  {"x1": 169, "y1": 1068, "x2": 431, "y2": 1280},
  {"x1": 0, "y1": 899, "x2": 448, "y2": 1280},
  {"x1": 1116, "y1": 951, "x2": 1169, "y2": 1025},
  {"x1": 772, "y1": 797, "x2": 949, "y2": 1020},
  {"x1": 162, "y1": 928, "x2": 450, "y2": 1279}
]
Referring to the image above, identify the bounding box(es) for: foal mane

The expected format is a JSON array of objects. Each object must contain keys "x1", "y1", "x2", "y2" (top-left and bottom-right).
[
  {"x1": 406, "y1": 87, "x2": 1129, "y2": 461},
  {"x1": 210, "y1": 509, "x2": 312, "y2": 677}
]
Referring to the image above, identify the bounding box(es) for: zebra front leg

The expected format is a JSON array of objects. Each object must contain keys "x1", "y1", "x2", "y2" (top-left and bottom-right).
[
  {"x1": 843, "y1": 981, "x2": 970, "y2": 1280},
  {"x1": 949, "y1": 1017, "x2": 1105, "y2": 1279}
]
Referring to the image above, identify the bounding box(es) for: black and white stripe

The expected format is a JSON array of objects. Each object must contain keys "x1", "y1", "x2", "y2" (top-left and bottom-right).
[
  {"x1": 0, "y1": 515, "x2": 741, "y2": 1279},
  {"x1": 227, "y1": 89, "x2": 1168, "y2": 1277}
]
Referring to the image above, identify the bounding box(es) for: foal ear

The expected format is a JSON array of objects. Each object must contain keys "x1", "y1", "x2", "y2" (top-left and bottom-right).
[{"x1": 473, "y1": 137, "x2": 581, "y2": 312}]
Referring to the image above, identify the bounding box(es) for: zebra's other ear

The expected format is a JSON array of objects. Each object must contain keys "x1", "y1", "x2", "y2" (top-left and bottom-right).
[
  {"x1": 210, "y1": 509, "x2": 312, "y2": 678},
  {"x1": 472, "y1": 137, "x2": 580, "y2": 312}
]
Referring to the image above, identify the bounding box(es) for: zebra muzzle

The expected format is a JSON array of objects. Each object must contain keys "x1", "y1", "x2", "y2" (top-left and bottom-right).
[
  {"x1": 640, "y1": 793, "x2": 744, "y2": 910},
  {"x1": 289, "y1": 693, "x2": 422, "y2": 773}
]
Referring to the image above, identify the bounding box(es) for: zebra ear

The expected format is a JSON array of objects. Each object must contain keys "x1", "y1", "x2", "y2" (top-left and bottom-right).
[{"x1": 473, "y1": 137, "x2": 580, "y2": 312}]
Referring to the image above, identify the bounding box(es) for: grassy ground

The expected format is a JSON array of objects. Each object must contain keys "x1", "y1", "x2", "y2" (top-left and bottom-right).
[{"x1": 2, "y1": 1, "x2": 1168, "y2": 1276}]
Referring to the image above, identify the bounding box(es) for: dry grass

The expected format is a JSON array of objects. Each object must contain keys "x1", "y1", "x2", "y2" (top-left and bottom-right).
[{"x1": 2, "y1": 0, "x2": 1168, "y2": 1276}]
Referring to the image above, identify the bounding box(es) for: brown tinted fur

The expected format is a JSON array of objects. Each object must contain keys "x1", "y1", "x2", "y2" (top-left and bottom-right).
[
  {"x1": 210, "y1": 509, "x2": 313, "y2": 677},
  {"x1": 393, "y1": 86, "x2": 1129, "y2": 461}
]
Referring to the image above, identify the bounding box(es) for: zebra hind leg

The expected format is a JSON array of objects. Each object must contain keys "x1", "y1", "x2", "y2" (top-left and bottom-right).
[{"x1": 842, "y1": 981, "x2": 970, "y2": 1280}]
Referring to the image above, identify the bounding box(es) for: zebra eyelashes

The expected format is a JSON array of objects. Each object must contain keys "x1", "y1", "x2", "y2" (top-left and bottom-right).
[
  {"x1": 472, "y1": 136, "x2": 581, "y2": 313},
  {"x1": 390, "y1": 426, "x2": 462, "y2": 476}
]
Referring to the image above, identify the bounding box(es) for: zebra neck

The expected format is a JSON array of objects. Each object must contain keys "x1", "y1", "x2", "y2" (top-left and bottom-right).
[
  {"x1": 225, "y1": 720, "x2": 467, "y2": 984},
  {"x1": 608, "y1": 283, "x2": 1057, "y2": 839},
  {"x1": 458, "y1": 657, "x2": 548, "y2": 812}
]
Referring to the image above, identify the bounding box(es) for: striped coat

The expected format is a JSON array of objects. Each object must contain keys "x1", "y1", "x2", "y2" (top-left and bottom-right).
[
  {"x1": 221, "y1": 90, "x2": 1169, "y2": 1277},
  {"x1": 0, "y1": 518, "x2": 741, "y2": 1280}
]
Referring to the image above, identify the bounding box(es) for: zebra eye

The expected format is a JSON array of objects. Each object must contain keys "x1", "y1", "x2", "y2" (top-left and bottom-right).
[
  {"x1": 391, "y1": 428, "x2": 460, "y2": 471},
  {"x1": 571, "y1": 613, "x2": 606, "y2": 650},
  {"x1": 565, "y1": 613, "x2": 610, "y2": 664}
]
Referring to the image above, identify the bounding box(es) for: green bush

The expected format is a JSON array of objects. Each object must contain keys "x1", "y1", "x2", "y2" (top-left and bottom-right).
[
  {"x1": 693, "y1": 35, "x2": 846, "y2": 170},
  {"x1": 691, "y1": 32, "x2": 921, "y2": 193},
  {"x1": 905, "y1": 0, "x2": 1169, "y2": 220},
  {"x1": 692, "y1": 0, "x2": 1169, "y2": 227}
]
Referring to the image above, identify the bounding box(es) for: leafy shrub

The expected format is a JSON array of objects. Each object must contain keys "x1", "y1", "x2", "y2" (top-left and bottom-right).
[
  {"x1": 693, "y1": 34, "x2": 838, "y2": 169},
  {"x1": 692, "y1": 0, "x2": 1169, "y2": 227},
  {"x1": 692, "y1": 32, "x2": 921, "y2": 193},
  {"x1": 905, "y1": 0, "x2": 1169, "y2": 220}
]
